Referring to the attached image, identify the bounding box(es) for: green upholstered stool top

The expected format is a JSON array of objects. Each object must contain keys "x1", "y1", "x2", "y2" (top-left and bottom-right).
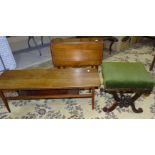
[{"x1": 102, "y1": 62, "x2": 155, "y2": 89}]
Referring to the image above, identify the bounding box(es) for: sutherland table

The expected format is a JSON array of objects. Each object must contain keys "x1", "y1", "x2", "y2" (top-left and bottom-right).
[{"x1": 0, "y1": 68, "x2": 100, "y2": 112}]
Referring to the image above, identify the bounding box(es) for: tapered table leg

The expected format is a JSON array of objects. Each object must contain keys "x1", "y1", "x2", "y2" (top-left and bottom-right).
[
  {"x1": 0, "y1": 91, "x2": 11, "y2": 112},
  {"x1": 92, "y1": 88, "x2": 95, "y2": 110}
]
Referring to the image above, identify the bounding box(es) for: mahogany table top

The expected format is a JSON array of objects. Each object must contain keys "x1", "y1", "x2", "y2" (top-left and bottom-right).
[{"x1": 0, "y1": 68, "x2": 100, "y2": 90}]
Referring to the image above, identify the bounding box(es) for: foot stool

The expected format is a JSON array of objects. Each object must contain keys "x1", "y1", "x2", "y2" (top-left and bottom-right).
[{"x1": 101, "y1": 62, "x2": 155, "y2": 113}]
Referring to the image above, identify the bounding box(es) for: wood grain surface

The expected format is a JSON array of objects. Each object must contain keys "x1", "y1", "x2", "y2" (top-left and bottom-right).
[
  {"x1": 51, "y1": 38, "x2": 103, "y2": 67},
  {"x1": 0, "y1": 68, "x2": 100, "y2": 90}
]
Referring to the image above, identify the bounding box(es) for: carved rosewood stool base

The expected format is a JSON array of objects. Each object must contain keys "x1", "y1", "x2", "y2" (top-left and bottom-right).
[
  {"x1": 102, "y1": 62, "x2": 155, "y2": 113},
  {"x1": 101, "y1": 90, "x2": 152, "y2": 113}
]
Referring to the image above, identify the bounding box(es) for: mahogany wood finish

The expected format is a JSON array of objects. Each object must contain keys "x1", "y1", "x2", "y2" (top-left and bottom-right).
[
  {"x1": 0, "y1": 68, "x2": 100, "y2": 112},
  {"x1": 0, "y1": 68, "x2": 100, "y2": 89},
  {"x1": 51, "y1": 38, "x2": 103, "y2": 68}
]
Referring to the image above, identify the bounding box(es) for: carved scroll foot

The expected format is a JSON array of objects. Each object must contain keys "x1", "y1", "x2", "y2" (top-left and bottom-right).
[
  {"x1": 130, "y1": 102, "x2": 143, "y2": 113},
  {"x1": 103, "y1": 102, "x2": 118, "y2": 112}
]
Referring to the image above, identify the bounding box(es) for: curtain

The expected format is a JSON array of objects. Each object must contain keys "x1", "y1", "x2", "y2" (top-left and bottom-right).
[{"x1": 0, "y1": 36, "x2": 16, "y2": 71}]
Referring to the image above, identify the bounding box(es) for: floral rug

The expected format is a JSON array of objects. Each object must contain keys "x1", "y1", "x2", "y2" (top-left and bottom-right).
[{"x1": 0, "y1": 45, "x2": 155, "y2": 119}]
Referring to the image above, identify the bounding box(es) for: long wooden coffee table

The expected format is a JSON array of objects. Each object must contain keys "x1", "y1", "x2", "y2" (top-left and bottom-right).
[{"x1": 0, "y1": 68, "x2": 100, "y2": 112}]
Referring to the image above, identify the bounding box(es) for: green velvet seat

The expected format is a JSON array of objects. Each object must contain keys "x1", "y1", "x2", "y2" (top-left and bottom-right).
[
  {"x1": 101, "y1": 62, "x2": 155, "y2": 113},
  {"x1": 102, "y1": 62, "x2": 155, "y2": 89}
]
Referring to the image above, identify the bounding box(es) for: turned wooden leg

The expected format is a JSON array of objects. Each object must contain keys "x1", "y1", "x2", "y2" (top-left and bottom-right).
[
  {"x1": 92, "y1": 88, "x2": 95, "y2": 110},
  {"x1": 0, "y1": 91, "x2": 11, "y2": 112}
]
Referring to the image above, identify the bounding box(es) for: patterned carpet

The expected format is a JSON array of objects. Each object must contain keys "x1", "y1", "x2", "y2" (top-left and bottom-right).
[{"x1": 0, "y1": 45, "x2": 155, "y2": 119}]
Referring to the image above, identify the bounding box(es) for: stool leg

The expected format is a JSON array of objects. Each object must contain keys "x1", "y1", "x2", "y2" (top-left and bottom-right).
[
  {"x1": 103, "y1": 92, "x2": 144, "y2": 113},
  {"x1": 130, "y1": 93, "x2": 143, "y2": 113},
  {"x1": 130, "y1": 102, "x2": 143, "y2": 113},
  {"x1": 103, "y1": 101, "x2": 118, "y2": 112},
  {"x1": 103, "y1": 92, "x2": 119, "y2": 112},
  {"x1": 0, "y1": 91, "x2": 11, "y2": 112}
]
